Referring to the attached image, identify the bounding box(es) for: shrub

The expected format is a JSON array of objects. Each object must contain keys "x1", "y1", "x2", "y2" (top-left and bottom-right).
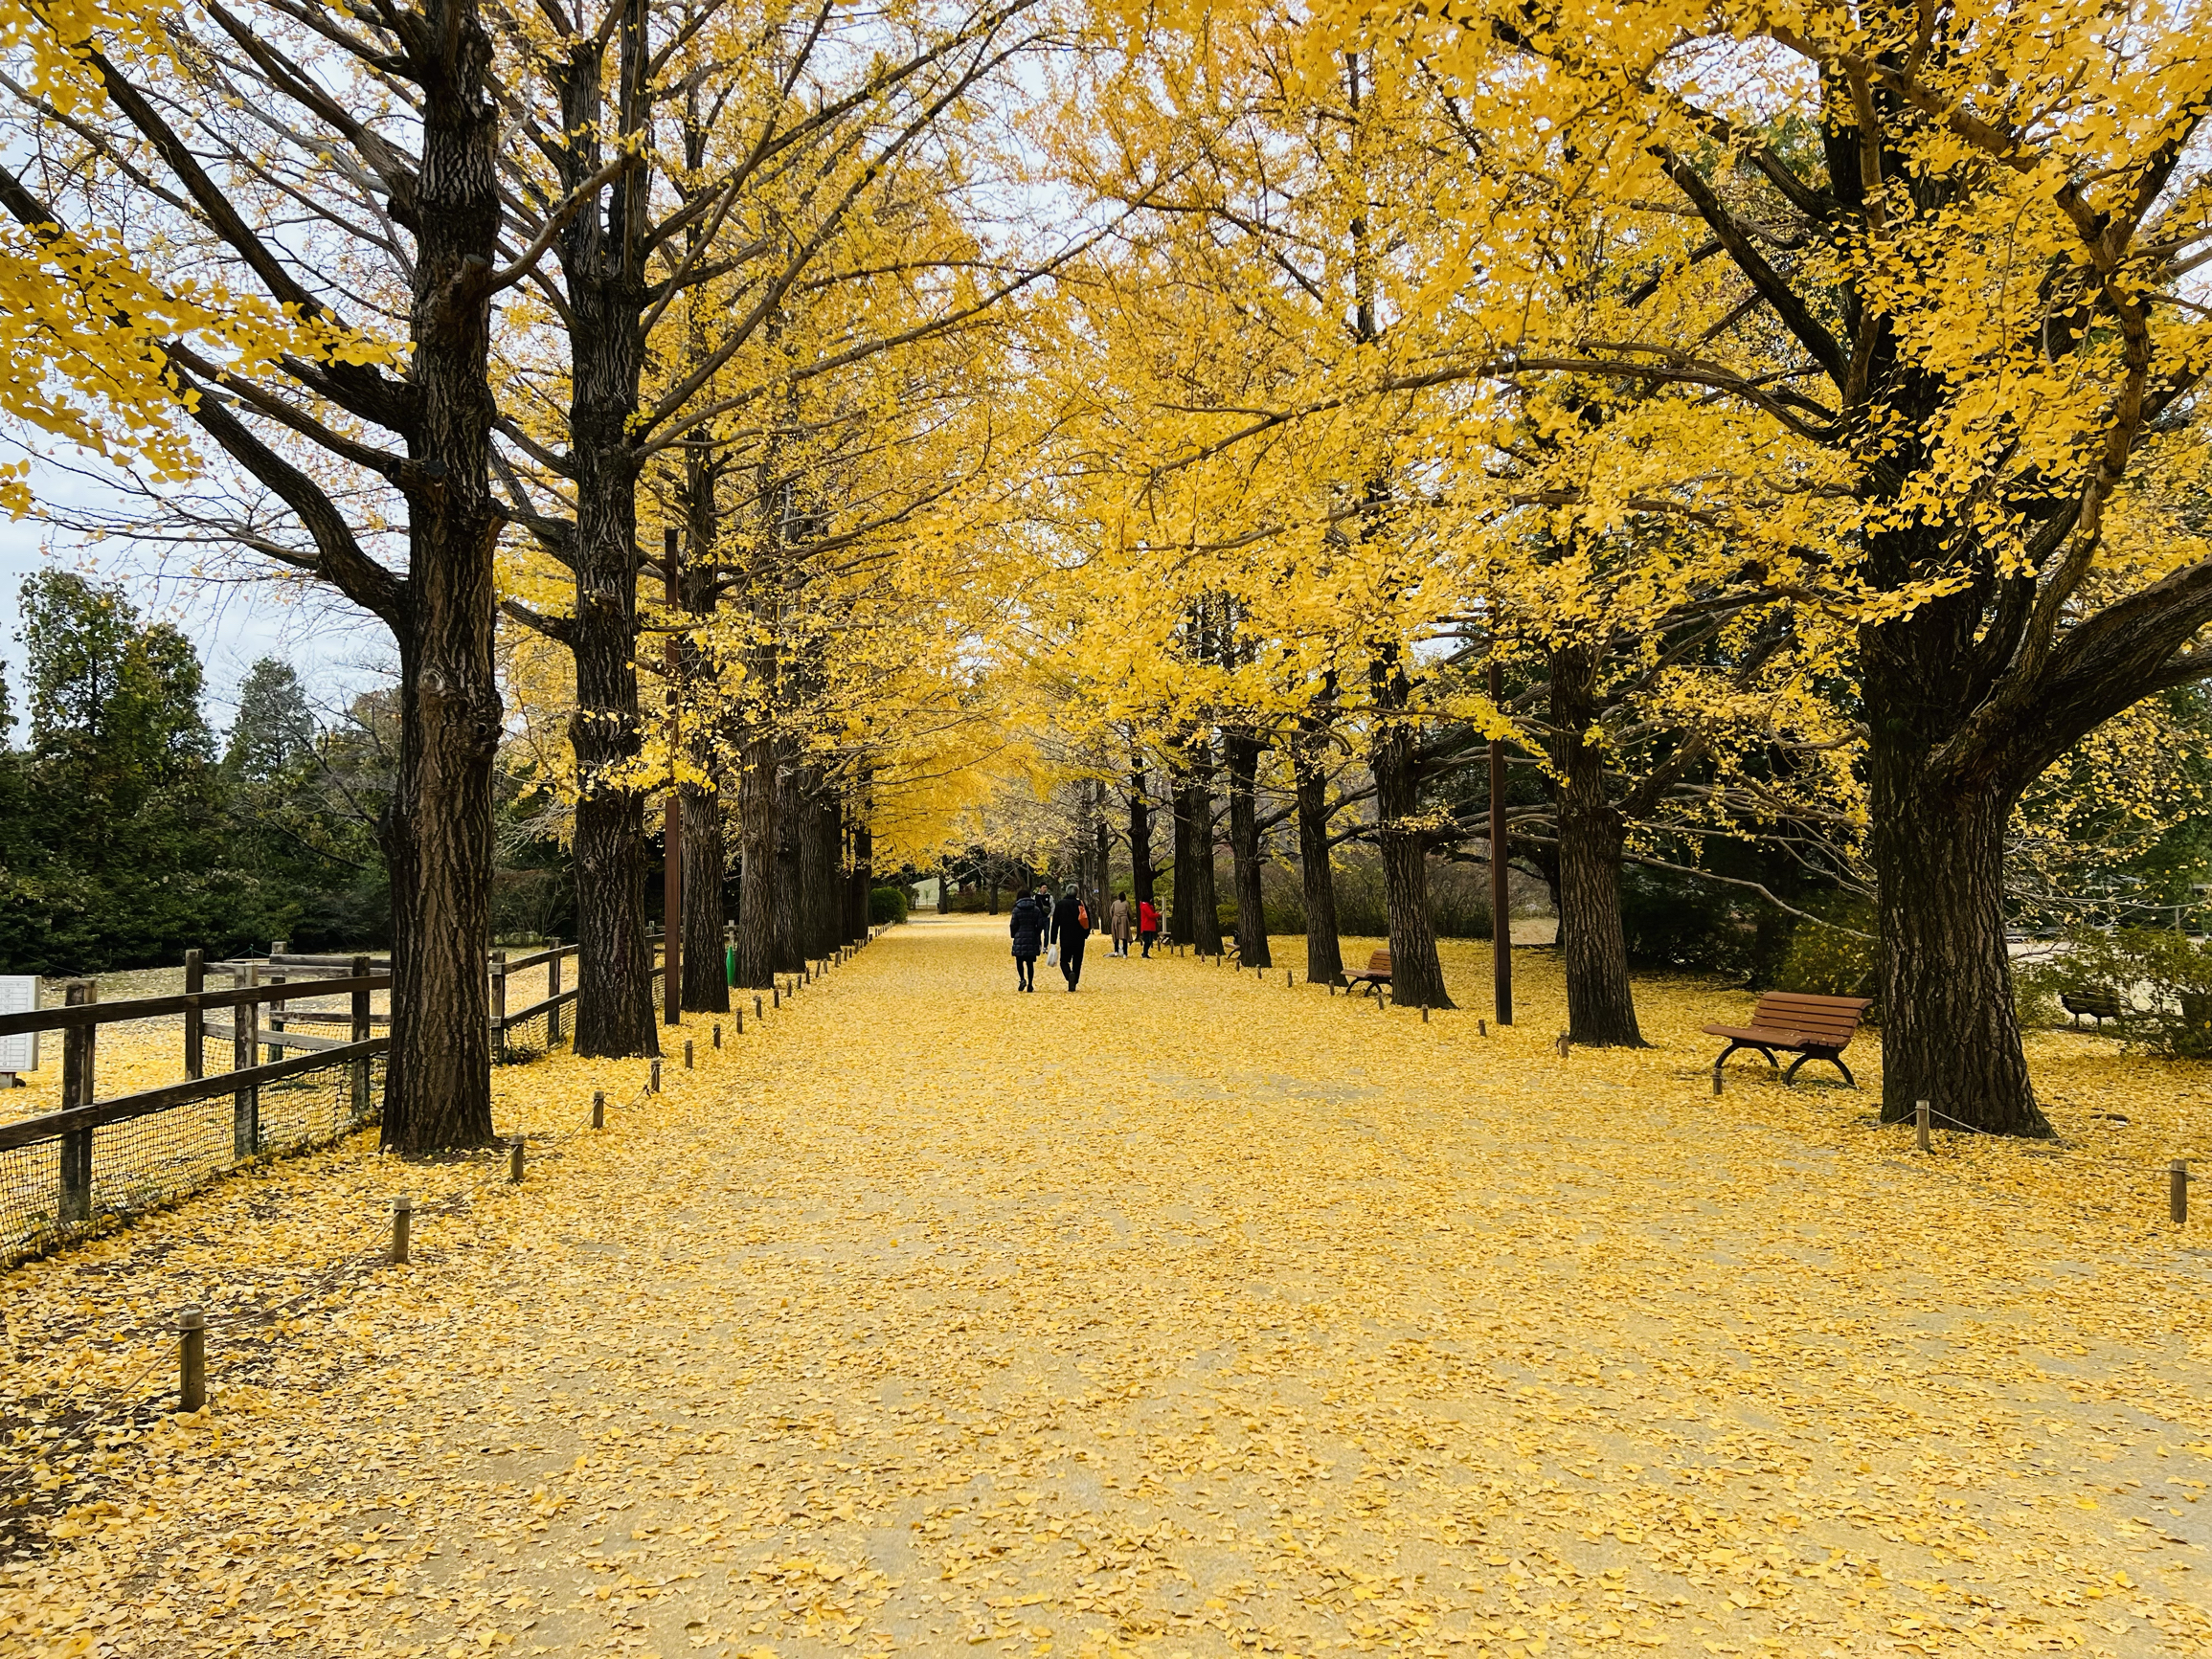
[
  {"x1": 1772, "y1": 896, "x2": 1880, "y2": 1000},
  {"x1": 2020, "y1": 927, "x2": 2212, "y2": 1057},
  {"x1": 1619, "y1": 864, "x2": 1794, "y2": 984},
  {"x1": 869, "y1": 886, "x2": 909, "y2": 925}
]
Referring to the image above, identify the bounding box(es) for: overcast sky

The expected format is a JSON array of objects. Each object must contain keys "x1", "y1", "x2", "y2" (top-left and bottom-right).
[{"x1": 0, "y1": 450, "x2": 393, "y2": 732}]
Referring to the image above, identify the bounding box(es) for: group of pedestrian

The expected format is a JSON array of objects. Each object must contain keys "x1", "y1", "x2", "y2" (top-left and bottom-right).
[{"x1": 1007, "y1": 885, "x2": 1162, "y2": 992}]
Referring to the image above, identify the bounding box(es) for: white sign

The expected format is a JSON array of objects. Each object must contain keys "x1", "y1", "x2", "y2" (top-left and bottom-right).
[{"x1": 0, "y1": 976, "x2": 38, "y2": 1076}]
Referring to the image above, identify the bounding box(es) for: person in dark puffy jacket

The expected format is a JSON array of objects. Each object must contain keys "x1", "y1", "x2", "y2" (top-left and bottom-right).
[{"x1": 1008, "y1": 886, "x2": 1048, "y2": 992}]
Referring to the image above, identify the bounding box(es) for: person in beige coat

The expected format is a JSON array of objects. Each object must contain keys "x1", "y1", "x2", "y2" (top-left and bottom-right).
[{"x1": 1108, "y1": 893, "x2": 1134, "y2": 957}]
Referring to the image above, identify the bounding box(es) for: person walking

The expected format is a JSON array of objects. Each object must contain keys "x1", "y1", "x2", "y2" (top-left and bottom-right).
[
  {"x1": 1008, "y1": 886, "x2": 1047, "y2": 992},
  {"x1": 1108, "y1": 892, "x2": 1132, "y2": 957},
  {"x1": 1050, "y1": 881, "x2": 1092, "y2": 991},
  {"x1": 1138, "y1": 897, "x2": 1160, "y2": 957}
]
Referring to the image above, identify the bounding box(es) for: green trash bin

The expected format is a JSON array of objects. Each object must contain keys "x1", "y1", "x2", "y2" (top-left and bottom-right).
[{"x1": 725, "y1": 944, "x2": 737, "y2": 985}]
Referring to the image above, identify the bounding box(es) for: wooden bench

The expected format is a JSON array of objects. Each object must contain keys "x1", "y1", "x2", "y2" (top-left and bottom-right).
[
  {"x1": 2061, "y1": 988, "x2": 2122, "y2": 1029},
  {"x1": 1704, "y1": 991, "x2": 1873, "y2": 1087},
  {"x1": 1343, "y1": 949, "x2": 1392, "y2": 997}
]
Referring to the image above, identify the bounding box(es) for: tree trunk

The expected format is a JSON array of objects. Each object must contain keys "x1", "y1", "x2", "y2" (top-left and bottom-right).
[
  {"x1": 1370, "y1": 653, "x2": 1452, "y2": 1008},
  {"x1": 376, "y1": 0, "x2": 504, "y2": 1153},
  {"x1": 849, "y1": 818, "x2": 871, "y2": 941},
  {"x1": 1185, "y1": 735, "x2": 1224, "y2": 955},
  {"x1": 1094, "y1": 782, "x2": 1112, "y2": 911},
  {"x1": 734, "y1": 729, "x2": 779, "y2": 989},
  {"x1": 1226, "y1": 730, "x2": 1270, "y2": 967},
  {"x1": 1128, "y1": 767, "x2": 1154, "y2": 907},
  {"x1": 678, "y1": 426, "x2": 727, "y2": 1013},
  {"x1": 775, "y1": 759, "x2": 803, "y2": 972},
  {"x1": 1551, "y1": 643, "x2": 1642, "y2": 1045},
  {"x1": 1168, "y1": 758, "x2": 1195, "y2": 945},
  {"x1": 1292, "y1": 723, "x2": 1343, "y2": 987},
  {"x1": 680, "y1": 783, "x2": 728, "y2": 1012},
  {"x1": 1864, "y1": 596, "x2": 2051, "y2": 1132}
]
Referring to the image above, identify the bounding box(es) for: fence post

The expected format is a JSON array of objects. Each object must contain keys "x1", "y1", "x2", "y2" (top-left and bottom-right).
[
  {"x1": 350, "y1": 954, "x2": 372, "y2": 1122},
  {"x1": 1916, "y1": 1098, "x2": 1931, "y2": 1155},
  {"x1": 183, "y1": 949, "x2": 204, "y2": 1080},
  {"x1": 2172, "y1": 1159, "x2": 2190, "y2": 1225},
  {"x1": 58, "y1": 979, "x2": 97, "y2": 1224},
  {"x1": 488, "y1": 951, "x2": 508, "y2": 1065},
  {"x1": 547, "y1": 940, "x2": 564, "y2": 1046},
  {"x1": 177, "y1": 1306, "x2": 206, "y2": 1412},
  {"x1": 267, "y1": 940, "x2": 287, "y2": 1064},
  {"x1": 235, "y1": 964, "x2": 260, "y2": 1160}
]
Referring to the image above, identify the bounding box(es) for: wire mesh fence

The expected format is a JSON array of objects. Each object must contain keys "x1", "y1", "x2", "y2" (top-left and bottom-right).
[{"x1": 0, "y1": 1053, "x2": 384, "y2": 1267}]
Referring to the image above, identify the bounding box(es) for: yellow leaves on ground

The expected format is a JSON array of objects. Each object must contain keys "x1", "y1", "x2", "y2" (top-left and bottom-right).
[{"x1": 3, "y1": 918, "x2": 2210, "y2": 1657}]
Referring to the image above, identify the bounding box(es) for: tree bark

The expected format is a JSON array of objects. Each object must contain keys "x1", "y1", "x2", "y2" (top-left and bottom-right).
[
  {"x1": 1550, "y1": 642, "x2": 1643, "y2": 1045},
  {"x1": 1292, "y1": 719, "x2": 1344, "y2": 987},
  {"x1": 374, "y1": 0, "x2": 505, "y2": 1152},
  {"x1": 1184, "y1": 734, "x2": 1224, "y2": 955},
  {"x1": 848, "y1": 818, "x2": 872, "y2": 941},
  {"x1": 734, "y1": 728, "x2": 780, "y2": 989},
  {"x1": 1168, "y1": 755, "x2": 1195, "y2": 946},
  {"x1": 775, "y1": 757, "x2": 803, "y2": 972},
  {"x1": 1128, "y1": 767, "x2": 1154, "y2": 907},
  {"x1": 1225, "y1": 729, "x2": 1270, "y2": 967},
  {"x1": 1370, "y1": 652, "x2": 1452, "y2": 1008}
]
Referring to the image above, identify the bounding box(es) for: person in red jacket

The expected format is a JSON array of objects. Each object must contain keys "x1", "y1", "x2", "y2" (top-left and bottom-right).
[{"x1": 1138, "y1": 897, "x2": 1160, "y2": 957}]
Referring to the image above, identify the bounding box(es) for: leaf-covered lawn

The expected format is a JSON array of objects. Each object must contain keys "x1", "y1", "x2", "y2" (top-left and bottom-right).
[{"x1": 3, "y1": 918, "x2": 2208, "y2": 1657}]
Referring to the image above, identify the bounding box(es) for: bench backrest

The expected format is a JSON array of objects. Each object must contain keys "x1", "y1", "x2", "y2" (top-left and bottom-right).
[
  {"x1": 1749, "y1": 991, "x2": 1872, "y2": 1048},
  {"x1": 1369, "y1": 949, "x2": 1392, "y2": 973}
]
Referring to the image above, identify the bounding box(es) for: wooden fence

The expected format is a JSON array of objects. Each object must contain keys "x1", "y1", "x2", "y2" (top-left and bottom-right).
[{"x1": 0, "y1": 931, "x2": 668, "y2": 1263}]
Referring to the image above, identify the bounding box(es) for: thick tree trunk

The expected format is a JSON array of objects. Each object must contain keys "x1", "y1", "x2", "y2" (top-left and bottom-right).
[
  {"x1": 734, "y1": 729, "x2": 780, "y2": 989},
  {"x1": 848, "y1": 819, "x2": 871, "y2": 941},
  {"x1": 1226, "y1": 730, "x2": 1270, "y2": 968},
  {"x1": 1370, "y1": 654, "x2": 1451, "y2": 1008},
  {"x1": 1094, "y1": 783, "x2": 1112, "y2": 912},
  {"x1": 1128, "y1": 768, "x2": 1154, "y2": 907},
  {"x1": 680, "y1": 783, "x2": 728, "y2": 1012},
  {"x1": 1292, "y1": 728, "x2": 1344, "y2": 987},
  {"x1": 376, "y1": 0, "x2": 504, "y2": 1153},
  {"x1": 775, "y1": 760, "x2": 803, "y2": 972},
  {"x1": 1551, "y1": 643, "x2": 1643, "y2": 1045},
  {"x1": 1185, "y1": 736, "x2": 1224, "y2": 955},
  {"x1": 1864, "y1": 617, "x2": 2051, "y2": 1133},
  {"x1": 1168, "y1": 758, "x2": 1194, "y2": 945}
]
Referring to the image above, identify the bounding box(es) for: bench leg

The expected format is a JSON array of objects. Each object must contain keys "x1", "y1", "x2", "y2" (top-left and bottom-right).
[
  {"x1": 1782, "y1": 1052, "x2": 1855, "y2": 1088},
  {"x1": 1711, "y1": 1041, "x2": 1778, "y2": 1074}
]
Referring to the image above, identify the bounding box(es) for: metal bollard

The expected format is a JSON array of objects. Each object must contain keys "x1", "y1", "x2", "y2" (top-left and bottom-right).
[
  {"x1": 178, "y1": 1306, "x2": 206, "y2": 1412},
  {"x1": 685, "y1": 1040, "x2": 694, "y2": 1070},
  {"x1": 509, "y1": 1137, "x2": 525, "y2": 1183},
  {"x1": 712, "y1": 1023, "x2": 722, "y2": 1049},
  {"x1": 592, "y1": 1090, "x2": 605, "y2": 1131},
  {"x1": 649, "y1": 1059, "x2": 662, "y2": 1094},
  {"x1": 1916, "y1": 1099, "x2": 1931, "y2": 1154},
  {"x1": 2173, "y1": 1159, "x2": 2190, "y2": 1224},
  {"x1": 390, "y1": 1195, "x2": 414, "y2": 1263}
]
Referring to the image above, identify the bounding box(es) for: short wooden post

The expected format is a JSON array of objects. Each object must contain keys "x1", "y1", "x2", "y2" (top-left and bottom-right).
[
  {"x1": 712, "y1": 1023, "x2": 721, "y2": 1049},
  {"x1": 649, "y1": 1059, "x2": 661, "y2": 1094},
  {"x1": 1916, "y1": 1098, "x2": 1931, "y2": 1154},
  {"x1": 177, "y1": 1306, "x2": 206, "y2": 1412},
  {"x1": 1478, "y1": 1019, "x2": 1488, "y2": 1037},
  {"x1": 183, "y1": 949, "x2": 205, "y2": 1080},
  {"x1": 350, "y1": 954, "x2": 372, "y2": 1122},
  {"x1": 389, "y1": 1196, "x2": 413, "y2": 1264},
  {"x1": 773, "y1": 986, "x2": 780, "y2": 1010},
  {"x1": 592, "y1": 1090, "x2": 605, "y2": 1130},
  {"x1": 684, "y1": 1039, "x2": 694, "y2": 1070},
  {"x1": 1421, "y1": 1005, "x2": 1431, "y2": 1023},
  {"x1": 755, "y1": 995, "x2": 763, "y2": 1020},
  {"x1": 235, "y1": 964, "x2": 260, "y2": 1159},
  {"x1": 59, "y1": 980, "x2": 97, "y2": 1223},
  {"x1": 508, "y1": 1137, "x2": 525, "y2": 1184},
  {"x1": 736, "y1": 1009, "x2": 745, "y2": 1036},
  {"x1": 1711, "y1": 1065, "x2": 1724, "y2": 1095},
  {"x1": 2172, "y1": 1159, "x2": 2189, "y2": 1224},
  {"x1": 488, "y1": 951, "x2": 508, "y2": 1065},
  {"x1": 547, "y1": 940, "x2": 564, "y2": 1046}
]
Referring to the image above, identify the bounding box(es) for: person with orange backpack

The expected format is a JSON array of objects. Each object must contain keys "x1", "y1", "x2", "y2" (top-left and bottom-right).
[{"x1": 1049, "y1": 880, "x2": 1093, "y2": 992}]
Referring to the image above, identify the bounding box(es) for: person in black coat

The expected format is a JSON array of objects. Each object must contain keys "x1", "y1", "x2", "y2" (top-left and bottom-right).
[
  {"x1": 1049, "y1": 881, "x2": 1092, "y2": 992},
  {"x1": 1008, "y1": 887, "x2": 1047, "y2": 991}
]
